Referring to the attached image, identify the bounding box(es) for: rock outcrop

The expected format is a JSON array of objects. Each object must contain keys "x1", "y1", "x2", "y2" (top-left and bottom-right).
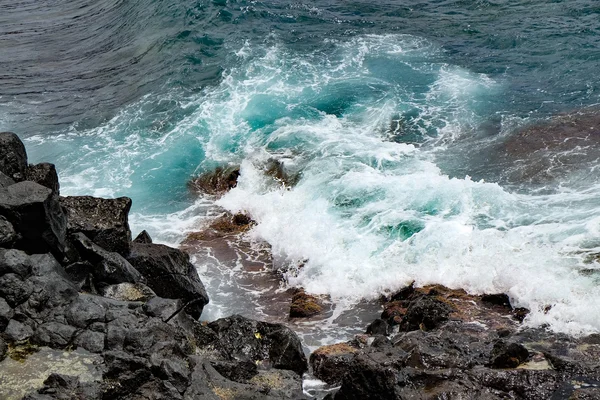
[{"x1": 0, "y1": 132, "x2": 308, "y2": 400}]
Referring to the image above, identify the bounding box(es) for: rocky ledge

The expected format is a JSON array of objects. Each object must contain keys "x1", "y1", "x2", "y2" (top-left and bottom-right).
[{"x1": 0, "y1": 132, "x2": 308, "y2": 400}]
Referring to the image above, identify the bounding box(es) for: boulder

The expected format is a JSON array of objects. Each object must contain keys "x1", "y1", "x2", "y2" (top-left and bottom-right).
[
  {"x1": 188, "y1": 165, "x2": 240, "y2": 196},
  {"x1": 0, "y1": 297, "x2": 14, "y2": 331},
  {"x1": 366, "y1": 319, "x2": 389, "y2": 336},
  {"x1": 489, "y1": 340, "x2": 529, "y2": 368},
  {"x1": 207, "y1": 314, "x2": 307, "y2": 375},
  {"x1": 289, "y1": 290, "x2": 322, "y2": 318},
  {"x1": 25, "y1": 162, "x2": 60, "y2": 194},
  {"x1": 61, "y1": 195, "x2": 132, "y2": 256},
  {"x1": 399, "y1": 295, "x2": 453, "y2": 331},
  {"x1": 310, "y1": 343, "x2": 359, "y2": 385},
  {"x1": 126, "y1": 242, "x2": 208, "y2": 319},
  {"x1": 71, "y1": 232, "x2": 143, "y2": 289},
  {"x1": 0, "y1": 132, "x2": 28, "y2": 181},
  {"x1": 0, "y1": 181, "x2": 67, "y2": 256},
  {"x1": 334, "y1": 352, "x2": 401, "y2": 400}
]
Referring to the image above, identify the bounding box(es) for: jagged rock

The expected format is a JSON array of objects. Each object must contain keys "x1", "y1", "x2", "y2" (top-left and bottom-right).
[
  {"x1": 102, "y1": 282, "x2": 156, "y2": 303},
  {"x1": 481, "y1": 293, "x2": 512, "y2": 308},
  {"x1": 25, "y1": 163, "x2": 60, "y2": 194},
  {"x1": 0, "y1": 273, "x2": 34, "y2": 307},
  {"x1": 0, "y1": 171, "x2": 15, "y2": 188},
  {"x1": 399, "y1": 295, "x2": 453, "y2": 331},
  {"x1": 184, "y1": 212, "x2": 255, "y2": 242},
  {"x1": 61, "y1": 195, "x2": 132, "y2": 256},
  {"x1": 310, "y1": 343, "x2": 359, "y2": 385},
  {"x1": 188, "y1": 165, "x2": 240, "y2": 196},
  {"x1": 0, "y1": 215, "x2": 17, "y2": 247},
  {"x1": 207, "y1": 314, "x2": 307, "y2": 375},
  {"x1": 134, "y1": 230, "x2": 153, "y2": 244},
  {"x1": 489, "y1": 340, "x2": 529, "y2": 368},
  {"x1": 0, "y1": 181, "x2": 67, "y2": 256},
  {"x1": 63, "y1": 261, "x2": 96, "y2": 291},
  {"x1": 0, "y1": 132, "x2": 28, "y2": 181},
  {"x1": 289, "y1": 290, "x2": 322, "y2": 318},
  {"x1": 126, "y1": 242, "x2": 208, "y2": 319},
  {"x1": 71, "y1": 232, "x2": 143, "y2": 289}
]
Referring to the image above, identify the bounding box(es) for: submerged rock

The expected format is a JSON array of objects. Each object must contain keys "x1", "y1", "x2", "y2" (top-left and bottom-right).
[
  {"x1": 289, "y1": 289, "x2": 323, "y2": 318},
  {"x1": 61, "y1": 195, "x2": 132, "y2": 256},
  {"x1": 188, "y1": 165, "x2": 240, "y2": 196}
]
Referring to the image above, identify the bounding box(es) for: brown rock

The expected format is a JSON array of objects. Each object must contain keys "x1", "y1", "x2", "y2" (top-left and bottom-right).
[
  {"x1": 289, "y1": 290, "x2": 322, "y2": 318},
  {"x1": 188, "y1": 166, "x2": 240, "y2": 196}
]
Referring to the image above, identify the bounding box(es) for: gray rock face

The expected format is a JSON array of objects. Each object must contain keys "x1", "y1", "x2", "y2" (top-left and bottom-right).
[
  {"x1": 0, "y1": 181, "x2": 67, "y2": 256},
  {"x1": 71, "y1": 232, "x2": 143, "y2": 289},
  {"x1": 0, "y1": 171, "x2": 15, "y2": 188},
  {"x1": 61, "y1": 195, "x2": 132, "y2": 256},
  {"x1": 127, "y1": 242, "x2": 209, "y2": 319},
  {"x1": 0, "y1": 132, "x2": 28, "y2": 181},
  {"x1": 25, "y1": 162, "x2": 60, "y2": 194},
  {"x1": 0, "y1": 216, "x2": 17, "y2": 247}
]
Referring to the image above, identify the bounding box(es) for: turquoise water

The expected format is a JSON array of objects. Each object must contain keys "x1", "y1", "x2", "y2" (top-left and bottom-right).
[{"x1": 2, "y1": 0, "x2": 600, "y2": 334}]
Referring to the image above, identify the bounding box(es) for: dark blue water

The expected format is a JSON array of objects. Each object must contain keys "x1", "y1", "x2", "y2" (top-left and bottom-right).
[{"x1": 2, "y1": 0, "x2": 600, "y2": 334}]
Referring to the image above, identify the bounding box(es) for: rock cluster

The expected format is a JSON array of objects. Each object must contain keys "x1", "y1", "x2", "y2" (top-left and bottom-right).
[
  {"x1": 0, "y1": 132, "x2": 308, "y2": 399},
  {"x1": 312, "y1": 285, "x2": 600, "y2": 399}
]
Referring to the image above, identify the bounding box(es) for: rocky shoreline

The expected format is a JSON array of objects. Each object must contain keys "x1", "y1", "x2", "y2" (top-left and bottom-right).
[{"x1": 2, "y1": 131, "x2": 600, "y2": 399}]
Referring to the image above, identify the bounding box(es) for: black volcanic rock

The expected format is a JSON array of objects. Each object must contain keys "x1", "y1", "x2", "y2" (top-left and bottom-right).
[
  {"x1": 0, "y1": 132, "x2": 28, "y2": 181},
  {"x1": 61, "y1": 195, "x2": 132, "y2": 256},
  {"x1": 0, "y1": 181, "x2": 67, "y2": 257},
  {"x1": 0, "y1": 216, "x2": 17, "y2": 247},
  {"x1": 71, "y1": 232, "x2": 143, "y2": 289},
  {"x1": 126, "y1": 242, "x2": 209, "y2": 319},
  {"x1": 207, "y1": 314, "x2": 308, "y2": 376},
  {"x1": 133, "y1": 230, "x2": 153, "y2": 244},
  {"x1": 25, "y1": 162, "x2": 60, "y2": 194}
]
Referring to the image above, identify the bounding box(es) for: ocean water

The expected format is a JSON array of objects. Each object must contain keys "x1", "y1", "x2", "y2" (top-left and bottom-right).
[{"x1": 2, "y1": 0, "x2": 600, "y2": 337}]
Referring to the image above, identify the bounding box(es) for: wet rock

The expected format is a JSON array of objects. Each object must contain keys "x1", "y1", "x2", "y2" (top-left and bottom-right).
[
  {"x1": 366, "y1": 319, "x2": 389, "y2": 336},
  {"x1": 184, "y1": 212, "x2": 255, "y2": 242},
  {"x1": 489, "y1": 340, "x2": 530, "y2": 368},
  {"x1": 334, "y1": 352, "x2": 401, "y2": 400},
  {"x1": 126, "y1": 242, "x2": 209, "y2": 319},
  {"x1": 25, "y1": 163, "x2": 60, "y2": 194},
  {"x1": 0, "y1": 215, "x2": 17, "y2": 247},
  {"x1": 0, "y1": 132, "x2": 28, "y2": 181},
  {"x1": 207, "y1": 314, "x2": 308, "y2": 375},
  {"x1": 188, "y1": 165, "x2": 240, "y2": 196},
  {"x1": 512, "y1": 307, "x2": 530, "y2": 322},
  {"x1": 0, "y1": 171, "x2": 15, "y2": 188},
  {"x1": 71, "y1": 232, "x2": 143, "y2": 289},
  {"x1": 61, "y1": 195, "x2": 132, "y2": 256},
  {"x1": 263, "y1": 158, "x2": 299, "y2": 188},
  {"x1": 289, "y1": 290, "x2": 322, "y2": 318},
  {"x1": 390, "y1": 282, "x2": 416, "y2": 301},
  {"x1": 381, "y1": 301, "x2": 406, "y2": 326},
  {"x1": 102, "y1": 282, "x2": 156, "y2": 302},
  {"x1": 310, "y1": 343, "x2": 359, "y2": 385},
  {"x1": 399, "y1": 295, "x2": 453, "y2": 331},
  {"x1": 0, "y1": 181, "x2": 67, "y2": 256},
  {"x1": 481, "y1": 293, "x2": 511, "y2": 308},
  {"x1": 134, "y1": 230, "x2": 153, "y2": 244}
]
